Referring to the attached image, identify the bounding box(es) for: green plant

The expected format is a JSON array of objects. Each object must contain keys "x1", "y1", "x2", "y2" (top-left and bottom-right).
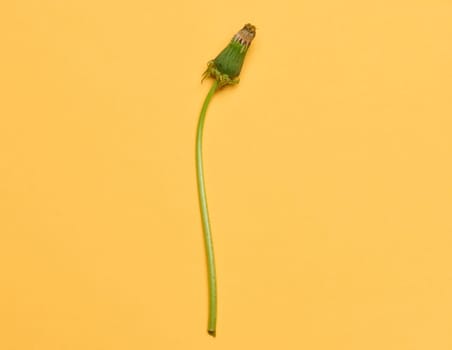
[{"x1": 195, "y1": 23, "x2": 256, "y2": 337}]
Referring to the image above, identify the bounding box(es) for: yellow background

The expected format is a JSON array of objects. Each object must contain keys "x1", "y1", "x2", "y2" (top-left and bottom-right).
[{"x1": 1, "y1": 0, "x2": 451, "y2": 349}]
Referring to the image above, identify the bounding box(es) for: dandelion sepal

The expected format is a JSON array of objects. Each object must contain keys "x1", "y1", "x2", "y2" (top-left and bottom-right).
[{"x1": 203, "y1": 23, "x2": 256, "y2": 88}]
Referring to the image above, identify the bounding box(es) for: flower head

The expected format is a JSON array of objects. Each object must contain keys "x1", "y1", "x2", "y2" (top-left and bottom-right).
[{"x1": 203, "y1": 23, "x2": 256, "y2": 88}]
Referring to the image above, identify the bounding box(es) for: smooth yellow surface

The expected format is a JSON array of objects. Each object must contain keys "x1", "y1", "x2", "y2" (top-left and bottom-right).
[{"x1": 1, "y1": 1, "x2": 452, "y2": 349}]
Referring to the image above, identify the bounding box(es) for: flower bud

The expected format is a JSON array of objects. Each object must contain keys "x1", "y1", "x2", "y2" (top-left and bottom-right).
[{"x1": 203, "y1": 24, "x2": 256, "y2": 88}]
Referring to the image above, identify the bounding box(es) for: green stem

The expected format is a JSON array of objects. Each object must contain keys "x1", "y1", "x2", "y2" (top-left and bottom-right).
[{"x1": 196, "y1": 79, "x2": 219, "y2": 337}]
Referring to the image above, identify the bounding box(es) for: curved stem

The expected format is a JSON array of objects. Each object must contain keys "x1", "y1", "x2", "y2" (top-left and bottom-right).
[{"x1": 196, "y1": 79, "x2": 219, "y2": 337}]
